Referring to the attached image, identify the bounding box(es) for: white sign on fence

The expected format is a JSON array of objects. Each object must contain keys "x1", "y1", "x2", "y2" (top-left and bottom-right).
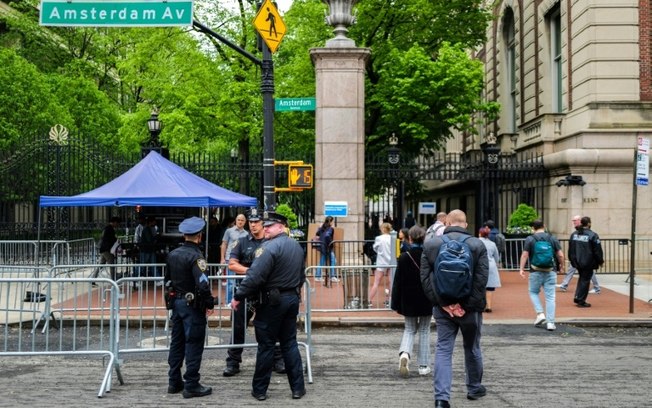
[{"x1": 418, "y1": 202, "x2": 437, "y2": 215}]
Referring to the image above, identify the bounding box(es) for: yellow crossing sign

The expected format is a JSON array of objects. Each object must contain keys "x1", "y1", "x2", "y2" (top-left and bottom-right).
[{"x1": 253, "y1": 0, "x2": 286, "y2": 53}]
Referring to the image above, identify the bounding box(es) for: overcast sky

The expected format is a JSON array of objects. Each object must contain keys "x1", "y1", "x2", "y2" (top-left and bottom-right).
[{"x1": 276, "y1": 0, "x2": 292, "y2": 13}]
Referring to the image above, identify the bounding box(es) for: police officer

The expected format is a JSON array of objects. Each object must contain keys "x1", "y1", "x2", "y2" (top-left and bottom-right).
[
  {"x1": 166, "y1": 216, "x2": 216, "y2": 399},
  {"x1": 223, "y1": 208, "x2": 285, "y2": 377},
  {"x1": 230, "y1": 211, "x2": 306, "y2": 401}
]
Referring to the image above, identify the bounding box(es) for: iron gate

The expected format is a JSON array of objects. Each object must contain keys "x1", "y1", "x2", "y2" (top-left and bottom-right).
[
  {"x1": 364, "y1": 143, "x2": 547, "y2": 236},
  {"x1": 0, "y1": 132, "x2": 314, "y2": 240}
]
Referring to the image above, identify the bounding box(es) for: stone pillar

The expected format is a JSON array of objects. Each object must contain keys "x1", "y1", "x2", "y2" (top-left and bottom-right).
[{"x1": 310, "y1": 47, "x2": 370, "y2": 246}]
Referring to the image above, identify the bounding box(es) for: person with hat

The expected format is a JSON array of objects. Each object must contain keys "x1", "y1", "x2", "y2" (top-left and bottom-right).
[
  {"x1": 223, "y1": 208, "x2": 285, "y2": 377},
  {"x1": 166, "y1": 216, "x2": 216, "y2": 399},
  {"x1": 231, "y1": 211, "x2": 306, "y2": 401}
]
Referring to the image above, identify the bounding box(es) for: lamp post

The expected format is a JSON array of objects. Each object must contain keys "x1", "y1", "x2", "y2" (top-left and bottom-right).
[
  {"x1": 387, "y1": 133, "x2": 403, "y2": 229},
  {"x1": 480, "y1": 132, "x2": 501, "y2": 224},
  {"x1": 142, "y1": 109, "x2": 168, "y2": 158}
]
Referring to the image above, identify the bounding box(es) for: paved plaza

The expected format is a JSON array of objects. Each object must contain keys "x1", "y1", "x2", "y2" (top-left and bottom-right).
[{"x1": 0, "y1": 324, "x2": 651, "y2": 407}]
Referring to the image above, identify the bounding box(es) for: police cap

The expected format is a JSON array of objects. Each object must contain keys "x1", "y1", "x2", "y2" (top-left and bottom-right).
[
  {"x1": 263, "y1": 211, "x2": 288, "y2": 227},
  {"x1": 178, "y1": 216, "x2": 206, "y2": 235},
  {"x1": 247, "y1": 208, "x2": 262, "y2": 222}
]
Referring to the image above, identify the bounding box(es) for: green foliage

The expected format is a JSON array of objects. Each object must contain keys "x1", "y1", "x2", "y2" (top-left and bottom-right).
[
  {"x1": 274, "y1": 203, "x2": 299, "y2": 230},
  {"x1": 507, "y1": 204, "x2": 539, "y2": 234}
]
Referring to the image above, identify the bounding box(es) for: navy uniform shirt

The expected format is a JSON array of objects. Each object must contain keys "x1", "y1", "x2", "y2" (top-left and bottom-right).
[
  {"x1": 233, "y1": 232, "x2": 306, "y2": 301},
  {"x1": 165, "y1": 241, "x2": 213, "y2": 301},
  {"x1": 230, "y1": 234, "x2": 265, "y2": 268}
]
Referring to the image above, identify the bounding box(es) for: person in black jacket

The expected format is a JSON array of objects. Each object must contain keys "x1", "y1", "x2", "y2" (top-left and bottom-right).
[
  {"x1": 91, "y1": 216, "x2": 121, "y2": 280},
  {"x1": 420, "y1": 210, "x2": 489, "y2": 408},
  {"x1": 231, "y1": 211, "x2": 306, "y2": 401},
  {"x1": 391, "y1": 225, "x2": 432, "y2": 377},
  {"x1": 568, "y1": 216, "x2": 604, "y2": 307},
  {"x1": 166, "y1": 216, "x2": 216, "y2": 399}
]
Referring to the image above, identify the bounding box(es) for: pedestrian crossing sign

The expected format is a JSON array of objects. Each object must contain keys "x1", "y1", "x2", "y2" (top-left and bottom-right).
[{"x1": 253, "y1": 0, "x2": 286, "y2": 53}]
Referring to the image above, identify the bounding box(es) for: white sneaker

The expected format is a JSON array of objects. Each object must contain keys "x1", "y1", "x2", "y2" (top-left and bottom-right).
[
  {"x1": 314, "y1": 277, "x2": 323, "y2": 282},
  {"x1": 546, "y1": 322, "x2": 556, "y2": 331},
  {"x1": 589, "y1": 288, "x2": 601, "y2": 294},
  {"x1": 399, "y1": 352, "x2": 409, "y2": 377},
  {"x1": 418, "y1": 366, "x2": 431, "y2": 376},
  {"x1": 331, "y1": 277, "x2": 340, "y2": 282},
  {"x1": 534, "y1": 313, "x2": 546, "y2": 327},
  {"x1": 155, "y1": 280, "x2": 164, "y2": 287}
]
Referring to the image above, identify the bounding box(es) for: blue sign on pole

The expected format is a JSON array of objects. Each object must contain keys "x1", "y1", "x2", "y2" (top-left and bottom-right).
[{"x1": 324, "y1": 201, "x2": 348, "y2": 217}]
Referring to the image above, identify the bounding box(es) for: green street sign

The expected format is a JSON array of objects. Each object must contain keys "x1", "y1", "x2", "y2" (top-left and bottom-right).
[
  {"x1": 275, "y1": 98, "x2": 316, "y2": 112},
  {"x1": 39, "y1": 0, "x2": 193, "y2": 27}
]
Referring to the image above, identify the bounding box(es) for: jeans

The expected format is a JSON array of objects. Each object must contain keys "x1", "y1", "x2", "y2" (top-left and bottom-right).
[
  {"x1": 226, "y1": 268, "x2": 236, "y2": 304},
  {"x1": 432, "y1": 307, "x2": 484, "y2": 402},
  {"x1": 528, "y1": 271, "x2": 556, "y2": 323},
  {"x1": 137, "y1": 250, "x2": 158, "y2": 278},
  {"x1": 316, "y1": 251, "x2": 337, "y2": 278},
  {"x1": 252, "y1": 294, "x2": 305, "y2": 395},
  {"x1": 399, "y1": 315, "x2": 432, "y2": 366},
  {"x1": 560, "y1": 266, "x2": 600, "y2": 290},
  {"x1": 168, "y1": 300, "x2": 207, "y2": 389}
]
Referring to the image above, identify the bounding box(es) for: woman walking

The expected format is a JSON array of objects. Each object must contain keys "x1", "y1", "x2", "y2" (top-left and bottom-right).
[
  {"x1": 391, "y1": 226, "x2": 432, "y2": 377},
  {"x1": 369, "y1": 222, "x2": 393, "y2": 307},
  {"x1": 479, "y1": 226, "x2": 501, "y2": 312}
]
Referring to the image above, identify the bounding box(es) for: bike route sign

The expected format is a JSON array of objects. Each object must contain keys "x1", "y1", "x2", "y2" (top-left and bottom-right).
[{"x1": 39, "y1": 0, "x2": 194, "y2": 27}]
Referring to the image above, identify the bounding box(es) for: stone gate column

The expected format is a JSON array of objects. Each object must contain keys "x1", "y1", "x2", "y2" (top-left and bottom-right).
[{"x1": 310, "y1": 47, "x2": 370, "y2": 245}]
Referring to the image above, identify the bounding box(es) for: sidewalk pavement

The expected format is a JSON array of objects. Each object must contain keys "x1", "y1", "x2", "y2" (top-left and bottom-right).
[
  {"x1": 311, "y1": 272, "x2": 652, "y2": 326},
  {"x1": 1, "y1": 324, "x2": 650, "y2": 407}
]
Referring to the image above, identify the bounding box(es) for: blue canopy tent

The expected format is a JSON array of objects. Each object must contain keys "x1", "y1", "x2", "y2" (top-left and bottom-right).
[
  {"x1": 40, "y1": 150, "x2": 257, "y2": 208},
  {"x1": 38, "y1": 151, "x2": 257, "y2": 258}
]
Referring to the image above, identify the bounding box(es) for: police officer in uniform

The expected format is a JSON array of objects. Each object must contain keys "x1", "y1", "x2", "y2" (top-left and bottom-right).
[
  {"x1": 231, "y1": 211, "x2": 307, "y2": 401},
  {"x1": 223, "y1": 208, "x2": 285, "y2": 377},
  {"x1": 166, "y1": 216, "x2": 216, "y2": 399}
]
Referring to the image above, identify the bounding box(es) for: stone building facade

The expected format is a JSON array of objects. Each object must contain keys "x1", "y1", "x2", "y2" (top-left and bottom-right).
[{"x1": 458, "y1": 0, "x2": 652, "y2": 238}]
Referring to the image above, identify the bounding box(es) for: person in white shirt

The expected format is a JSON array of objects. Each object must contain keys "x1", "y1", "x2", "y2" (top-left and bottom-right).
[{"x1": 369, "y1": 222, "x2": 393, "y2": 307}]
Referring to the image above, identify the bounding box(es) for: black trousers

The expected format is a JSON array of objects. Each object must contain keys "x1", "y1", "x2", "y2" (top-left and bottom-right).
[
  {"x1": 574, "y1": 267, "x2": 593, "y2": 303},
  {"x1": 168, "y1": 300, "x2": 206, "y2": 389},
  {"x1": 226, "y1": 299, "x2": 283, "y2": 366}
]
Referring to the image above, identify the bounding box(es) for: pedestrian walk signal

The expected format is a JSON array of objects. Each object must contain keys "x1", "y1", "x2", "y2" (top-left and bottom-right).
[
  {"x1": 253, "y1": 0, "x2": 286, "y2": 53},
  {"x1": 288, "y1": 164, "x2": 313, "y2": 189}
]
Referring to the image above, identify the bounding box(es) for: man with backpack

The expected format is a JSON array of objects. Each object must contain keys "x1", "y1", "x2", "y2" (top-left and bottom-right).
[
  {"x1": 518, "y1": 219, "x2": 565, "y2": 331},
  {"x1": 420, "y1": 210, "x2": 489, "y2": 408},
  {"x1": 424, "y1": 212, "x2": 447, "y2": 242}
]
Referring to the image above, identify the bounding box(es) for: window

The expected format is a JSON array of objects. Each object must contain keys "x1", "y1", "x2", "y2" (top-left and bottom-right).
[
  {"x1": 549, "y1": 6, "x2": 562, "y2": 112},
  {"x1": 503, "y1": 9, "x2": 517, "y2": 133}
]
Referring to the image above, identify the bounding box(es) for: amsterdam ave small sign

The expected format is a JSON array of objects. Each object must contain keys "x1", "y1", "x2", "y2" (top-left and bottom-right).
[{"x1": 40, "y1": 0, "x2": 193, "y2": 27}]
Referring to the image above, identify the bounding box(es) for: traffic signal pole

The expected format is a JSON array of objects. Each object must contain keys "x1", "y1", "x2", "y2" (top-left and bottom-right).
[{"x1": 192, "y1": 19, "x2": 276, "y2": 209}]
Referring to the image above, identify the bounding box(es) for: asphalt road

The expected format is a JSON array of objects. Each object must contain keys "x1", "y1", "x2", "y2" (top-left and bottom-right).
[{"x1": 0, "y1": 324, "x2": 650, "y2": 407}]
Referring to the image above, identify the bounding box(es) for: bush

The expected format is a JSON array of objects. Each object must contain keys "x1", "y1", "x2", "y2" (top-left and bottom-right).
[
  {"x1": 274, "y1": 203, "x2": 298, "y2": 230},
  {"x1": 506, "y1": 203, "x2": 539, "y2": 234}
]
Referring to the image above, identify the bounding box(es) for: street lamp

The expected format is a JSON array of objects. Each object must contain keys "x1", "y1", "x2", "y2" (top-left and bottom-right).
[
  {"x1": 147, "y1": 110, "x2": 161, "y2": 146},
  {"x1": 142, "y1": 109, "x2": 168, "y2": 158}
]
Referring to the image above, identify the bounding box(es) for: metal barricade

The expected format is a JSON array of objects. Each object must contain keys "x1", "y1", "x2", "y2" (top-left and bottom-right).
[
  {"x1": 0, "y1": 276, "x2": 122, "y2": 397},
  {"x1": 305, "y1": 264, "x2": 396, "y2": 311}
]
